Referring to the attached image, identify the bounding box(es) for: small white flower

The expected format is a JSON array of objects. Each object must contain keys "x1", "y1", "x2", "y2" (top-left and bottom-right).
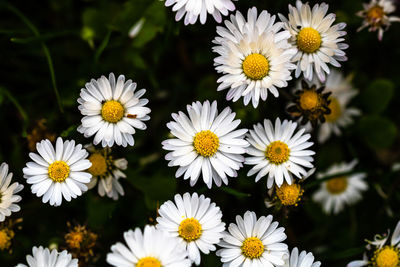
[
  {"x1": 157, "y1": 192, "x2": 225, "y2": 265},
  {"x1": 279, "y1": 1, "x2": 348, "y2": 82},
  {"x1": 106, "y1": 225, "x2": 191, "y2": 267},
  {"x1": 284, "y1": 247, "x2": 321, "y2": 267},
  {"x1": 22, "y1": 137, "x2": 92, "y2": 206},
  {"x1": 213, "y1": 7, "x2": 296, "y2": 108},
  {"x1": 0, "y1": 162, "x2": 23, "y2": 222},
  {"x1": 357, "y1": 0, "x2": 400, "y2": 40},
  {"x1": 165, "y1": 0, "x2": 235, "y2": 25},
  {"x1": 217, "y1": 211, "x2": 288, "y2": 267},
  {"x1": 16, "y1": 246, "x2": 78, "y2": 267},
  {"x1": 85, "y1": 145, "x2": 127, "y2": 200},
  {"x1": 347, "y1": 220, "x2": 400, "y2": 267},
  {"x1": 162, "y1": 100, "x2": 248, "y2": 188},
  {"x1": 245, "y1": 118, "x2": 315, "y2": 189},
  {"x1": 313, "y1": 160, "x2": 368, "y2": 214},
  {"x1": 77, "y1": 73, "x2": 151, "y2": 147}
]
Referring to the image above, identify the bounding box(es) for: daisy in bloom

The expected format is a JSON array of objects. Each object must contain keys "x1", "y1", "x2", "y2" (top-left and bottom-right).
[
  {"x1": 22, "y1": 137, "x2": 92, "y2": 206},
  {"x1": 245, "y1": 118, "x2": 315, "y2": 189},
  {"x1": 165, "y1": 0, "x2": 235, "y2": 25},
  {"x1": 0, "y1": 162, "x2": 23, "y2": 222},
  {"x1": 106, "y1": 225, "x2": 191, "y2": 267},
  {"x1": 162, "y1": 100, "x2": 248, "y2": 188},
  {"x1": 347, "y1": 220, "x2": 400, "y2": 267},
  {"x1": 16, "y1": 246, "x2": 78, "y2": 267},
  {"x1": 357, "y1": 0, "x2": 400, "y2": 40},
  {"x1": 284, "y1": 247, "x2": 321, "y2": 267},
  {"x1": 279, "y1": 1, "x2": 348, "y2": 82},
  {"x1": 77, "y1": 73, "x2": 151, "y2": 147},
  {"x1": 217, "y1": 211, "x2": 288, "y2": 267},
  {"x1": 157, "y1": 192, "x2": 225, "y2": 265},
  {"x1": 213, "y1": 7, "x2": 296, "y2": 108},
  {"x1": 313, "y1": 160, "x2": 368, "y2": 214},
  {"x1": 85, "y1": 144, "x2": 127, "y2": 200}
]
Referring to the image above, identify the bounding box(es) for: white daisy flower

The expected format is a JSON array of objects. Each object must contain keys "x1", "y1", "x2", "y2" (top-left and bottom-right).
[
  {"x1": 107, "y1": 225, "x2": 191, "y2": 267},
  {"x1": 156, "y1": 192, "x2": 225, "y2": 265},
  {"x1": 217, "y1": 211, "x2": 288, "y2": 267},
  {"x1": 212, "y1": 7, "x2": 296, "y2": 108},
  {"x1": 22, "y1": 137, "x2": 92, "y2": 207},
  {"x1": 85, "y1": 144, "x2": 127, "y2": 200},
  {"x1": 77, "y1": 73, "x2": 151, "y2": 147},
  {"x1": 279, "y1": 1, "x2": 348, "y2": 82},
  {"x1": 245, "y1": 118, "x2": 315, "y2": 189},
  {"x1": 357, "y1": 0, "x2": 400, "y2": 40},
  {"x1": 347, "y1": 220, "x2": 400, "y2": 267},
  {"x1": 313, "y1": 160, "x2": 368, "y2": 214},
  {"x1": 16, "y1": 246, "x2": 78, "y2": 267},
  {"x1": 162, "y1": 100, "x2": 248, "y2": 188},
  {"x1": 284, "y1": 247, "x2": 321, "y2": 267},
  {"x1": 0, "y1": 163, "x2": 23, "y2": 222},
  {"x1": 165, "y1": 0, "x2": 235, "y2": 25}
]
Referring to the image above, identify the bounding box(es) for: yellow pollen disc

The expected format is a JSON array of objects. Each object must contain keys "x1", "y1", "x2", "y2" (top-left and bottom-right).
[
  {"x1": 88, "y1": 153, "x2": 108, "y2": 177},
  {"x1": 299, "y1": 90, "x2": 320, "y2": 111},
  {"x1": 241, "y1": 237, "x2": 265, "y2": 259},
  {"x1": 325, "y1": 97, "x2": 341, "y2": 122},
  {"x1": 266, "y1": 141, "x2": 290, "y2": 165},
  {"x1": 48, "y1": 161, "x2": 70, "y2": 183},
  {"x1": 101, "y1": 100, "x2": 125, "y2": 123},
  {"x1": 374, "y1": 246, "x2": 400, "y2": 267},
  {"x1": 66, "y1": 231, "x2": 84, "y2": 249},
  {"x1": 178, "y1": 218, "x2": 202, "y2": 242},
  {"x1": 367, "y1": 5, "x2": 384, "y2": 22},
  {"x1": 0, "y1": 229, "x2": 12, "y2": 250},
  {"x1": 276, "y1": 182, "x2": 303, "y2": 206},
  {"x1": 242, "y1": 53, "x2": 270, "y2": 80},
  {"x1": 136, "y1": 257, "x2": 162, "y2": 267},
  {"x1": 193, "y1": 130, "x2": 219, "y2": 157},
  {"x1": 326, "y1": 176, "x2": 348, "y2": 194},
  {"x1": 297, "y1": 27, "x2": 322, "y2": 53}
]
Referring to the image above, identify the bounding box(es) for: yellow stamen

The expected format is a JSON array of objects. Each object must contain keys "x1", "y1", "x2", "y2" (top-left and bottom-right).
[
  {"x1": 136, "y1": 257, "x2": 162, "y2": 267},
  {"x1": 88, "y1": 153, "x2": 108, "y2": 177},
  {"x1": 48, "y1": 161, "x2": 70, "y2": 183},
  {"x1": 326, "y1": 176, "x2": 348, "y2": 194},
  {"x1": 297, "y1": 27, "x2": 322, "y2": 53},
  {"x1": 101, "y1": 100, "x2": 124, "y2": 123},
  {"x1": 0, "y1": 229, "x2": 13, "y2": 250},
  {"x1": 367, "y1": 5, "x2": 385, "y2": 23},
  {"x1": 193, "y1": 130, "x2": 219, "y2": 157},
  {"x1": 241, "y1": 237, "x2": 265, "y2": 259},
  {"x1": 265, "y1": 141, "x2": 290, "y2": 165},
  {"x1": 325, "y1": 97, "x2": 341, "y2": 122},
  {"x1": 299, "y1": 90, "x2": 320, "y2": 111},
  {"x1": 276, "y1": 182, "x2": 303, "y2": 206},
  {"x1": 178, "y1": 218, "x2": 202, "y2": 242},
  {"x1": 373, "y1": 246, "x2": 400, "y2": 267},
  {"x1": 242, "y1": 53, "x2": 270, "y2": 80}
]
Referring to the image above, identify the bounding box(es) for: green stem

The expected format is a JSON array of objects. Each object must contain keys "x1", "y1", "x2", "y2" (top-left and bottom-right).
[
  {"x1": 1, "y1": 87, "x2": 29, "y2": 135},
  {"x1": 5, "y1": 3, "x2": 64, "y2": 113},
  {"x1": 94, "y1": 30, "x2": 112, "y2": 62}
]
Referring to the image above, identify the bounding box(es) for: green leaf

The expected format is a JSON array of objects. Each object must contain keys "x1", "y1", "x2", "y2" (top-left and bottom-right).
[
  {"x1": 360, "y1": 79, "x2": 394, "y2": 114},
  {"x1": 220, "y1": 187, "x2": 251, "y2": 198},
  {"x1": 358, "y1": 115, "x2": 398, "y2": 149}
]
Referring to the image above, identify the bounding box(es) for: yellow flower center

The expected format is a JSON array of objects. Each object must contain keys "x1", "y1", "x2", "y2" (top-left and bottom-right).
[
  {"x1": 136, "y1": 257, "x2": 162, "y2": 267},
  {"x1": 265, "y1": 141, "x2": 290, "y2": 165},
  {"x1": 276, "y1": 182, "x2": 303, "y2": 206},
  {"x1": 88, "y1": 153, "x2": 108, "y2": 177},
  {"x1": 374, "y1": 246, "x2": 400, "y2": 267},
  {"x1": 0, "y1": 229, "x2": 12, "y2": 250},
  {"x1": 299, "y1": 90, "x2": 320, "y2": 111},
  {"x1": 325, "y1": 97, "x2": 341, "y2": 122},
  {"x1": 367, "y1": 5, "x2": 385, "y2": 23},
  {"x1": 242, "y1": 53, "x2": 270, "y2": 80},
  {"x1": 241, "y1": 237, "x2": 265, "y2": 259},
  {"x1": 178, "y1": 218, "x2": 202, "y2": 242},
  {"x1": 326, "y1": 176, "x2": 348, "y2": 194},
  {"x1": 193, "y1": 130, "x2": 219, "y2": 157},
  {"x1": 297, "y1": 27, "x2": 322, "y2": 53},
  {"x1": 66, "y1": 231, "x2": 84, "y2": 249},
  {"x1": 48, "y1": 161, "x2": 70, "y2": 183},
  {"x1": 101, "y1": 100, "x2": 125, "y2": 123}
]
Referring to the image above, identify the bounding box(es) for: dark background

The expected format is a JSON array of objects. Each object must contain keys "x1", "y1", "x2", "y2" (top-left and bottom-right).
[{"x1": 0, "y1": 0, "x2": 400, "y2": 266}]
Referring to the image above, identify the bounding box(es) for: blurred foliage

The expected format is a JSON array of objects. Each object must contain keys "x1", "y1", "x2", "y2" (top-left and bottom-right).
[{"x1": 0, "y1": 0, "x2": 399, "y2": 266}]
